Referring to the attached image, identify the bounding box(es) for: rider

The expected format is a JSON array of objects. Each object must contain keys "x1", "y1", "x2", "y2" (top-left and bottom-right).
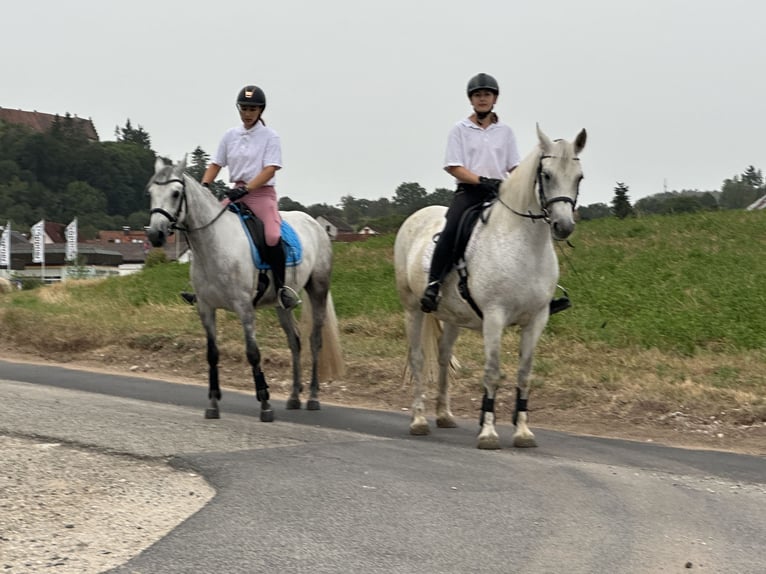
[
  {"x1": 420, "y1": 73, "x2": 571, "y2": 315},
  {"x1": 183, "y1": 84, "x2": 300, "y2": 310}
]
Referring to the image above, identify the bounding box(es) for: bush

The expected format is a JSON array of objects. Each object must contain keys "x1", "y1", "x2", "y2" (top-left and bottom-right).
[{"x1": 143, "y1": 248, "x2": 168, "y2": 269}]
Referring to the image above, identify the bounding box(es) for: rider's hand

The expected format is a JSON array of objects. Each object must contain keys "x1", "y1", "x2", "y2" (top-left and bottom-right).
[
  {"x1": 226, "y1": 186, "x2": 248, "y2": 202},
  {"x1": 478, "y1": 176, "x2": 502, "y2": 194}
]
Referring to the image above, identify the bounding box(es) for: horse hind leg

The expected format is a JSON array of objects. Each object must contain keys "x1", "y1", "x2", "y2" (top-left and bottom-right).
[
  {"x1": 407, "y1": 310, "x2": 430, "y2": 435},
  {"x1": 276, "y1": 307, "x2": 305, "y2": 410},
  {"x1": 304, "y1": 286, "x2": 330, "y2": 411},
  {"x1": 435, "y1": 322, "x2": 459, "y2": 429}
]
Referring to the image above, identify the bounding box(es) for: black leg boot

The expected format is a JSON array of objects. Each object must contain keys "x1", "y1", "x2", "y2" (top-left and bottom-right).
[{"x1": 264, "y1": 239, "x2": 301, "y2": 310}]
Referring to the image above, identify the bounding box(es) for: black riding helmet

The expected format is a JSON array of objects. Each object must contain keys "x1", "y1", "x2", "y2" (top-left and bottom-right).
[
  {"x1": 466, "y1": 73, "x2": 499, "y2": 97},
  {"x1": 236, "y1": 85, "x2": 266, "y2": 110}
]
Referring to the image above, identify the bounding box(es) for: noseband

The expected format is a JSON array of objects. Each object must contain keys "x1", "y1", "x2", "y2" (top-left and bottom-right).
[{"x1": 503, "y1": 154, "x2": 580, "y2": 222}]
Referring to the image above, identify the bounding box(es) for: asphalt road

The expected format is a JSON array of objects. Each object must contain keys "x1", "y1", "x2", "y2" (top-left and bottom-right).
[{"x1": 1, "y1": 358, "x2": 765, "y2": 574}]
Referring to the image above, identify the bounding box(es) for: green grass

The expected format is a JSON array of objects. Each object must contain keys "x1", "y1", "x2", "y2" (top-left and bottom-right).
[
  {"x1": 3, "y1": 210, "x2": 766, "y2": 357},
  {"x1": 548, "y1": 210, "x2": 766, "y2": 354}
]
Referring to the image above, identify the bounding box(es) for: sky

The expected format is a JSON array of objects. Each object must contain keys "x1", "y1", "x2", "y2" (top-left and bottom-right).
[{"x1": 3, "y1": 0, "x2": 766, "y2": 208}]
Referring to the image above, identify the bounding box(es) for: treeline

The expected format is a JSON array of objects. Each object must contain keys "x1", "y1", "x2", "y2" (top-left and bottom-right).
[
  {"x1": 579, "y1": 166, "x2": 764, "y2": 220},
  {"x1": 1, "y1": 116, "x2": 763, "y2": 238}
]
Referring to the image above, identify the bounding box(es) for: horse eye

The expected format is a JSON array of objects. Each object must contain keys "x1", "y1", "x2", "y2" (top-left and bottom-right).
[{"x1": 172, "y1": 190, "x2": 181, "y2": 199}]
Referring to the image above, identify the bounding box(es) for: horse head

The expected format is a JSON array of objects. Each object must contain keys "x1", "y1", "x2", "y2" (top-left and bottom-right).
[
  {"x1": 145, "y1": 156, "x2": 188, "y2": 247},
  {"x1": 534, "y1": 125, "x2": 586, "y2": 241}
]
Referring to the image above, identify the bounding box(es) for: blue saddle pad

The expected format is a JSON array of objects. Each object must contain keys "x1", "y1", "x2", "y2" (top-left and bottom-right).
[{"x1": 234, "y1": 212, "x2": 302, "y2": 270}]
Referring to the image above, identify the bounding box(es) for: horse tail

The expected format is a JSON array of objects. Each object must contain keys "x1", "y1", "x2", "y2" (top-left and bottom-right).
[
  {"x1": 300, "y1": 290, "x2": 345, "y2": 381},
  {"x1": 403, "y1": 312, "x2": 460, "y2": 387}
]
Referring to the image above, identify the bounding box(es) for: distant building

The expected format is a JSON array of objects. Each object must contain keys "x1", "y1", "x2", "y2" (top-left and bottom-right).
[
  {"x1": 746, "y1": 195, "x2": 766, "y2": 211},
  {"x1": 0, "y1": 107, "x2": 99, "y2": 142},
  {"x1": 2, "y1": 224, "x2": 188, "y2": 282},
  {"x1": 316, "y1": 215, "x2": 355, "y2": 240},
  {"x1": 359, "y1": 226, "x2": 380, "y2": 236}
]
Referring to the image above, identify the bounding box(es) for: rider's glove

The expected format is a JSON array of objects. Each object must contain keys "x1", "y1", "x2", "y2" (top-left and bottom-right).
[
  {"x1": 226, "y1": 186, "x2": 248, "y2": 202},
  {"x1": 478, "y1": 176, "x2": 502, "y2": 194}
]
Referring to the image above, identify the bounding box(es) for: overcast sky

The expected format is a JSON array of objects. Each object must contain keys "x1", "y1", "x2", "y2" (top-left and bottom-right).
[{"x1": 3, "y1": 0, "x2": 765, "y2": 208}]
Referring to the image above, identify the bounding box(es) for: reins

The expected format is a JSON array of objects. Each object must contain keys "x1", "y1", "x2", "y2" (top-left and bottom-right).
[{"x1": 148, "y1": 175, "x2": 229, "y2": 234}]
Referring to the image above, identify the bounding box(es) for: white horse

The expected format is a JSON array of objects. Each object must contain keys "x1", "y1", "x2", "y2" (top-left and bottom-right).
[
  {"x1": 394, "y1": 125, "x2": 586, "y2": 449},
  {"x1": 146, "y1": 158, "x2": 344, "y2": 422}
]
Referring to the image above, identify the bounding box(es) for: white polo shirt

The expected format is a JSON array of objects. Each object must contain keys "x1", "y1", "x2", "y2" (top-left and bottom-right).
[
  {"x1": 443, "y1": 118, "x2": 521, "y2": 182},
  {"x1": 212, "y1": 122, "x2": 282, "y2": 185}
]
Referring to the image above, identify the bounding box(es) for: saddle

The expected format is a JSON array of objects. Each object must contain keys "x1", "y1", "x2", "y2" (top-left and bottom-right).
[
  {"x1": 226, "y1": 203, "x2": 302, "y2": 269},
  {"x1": 451, "y1": 197, "x2": 496, "y2": 318}
]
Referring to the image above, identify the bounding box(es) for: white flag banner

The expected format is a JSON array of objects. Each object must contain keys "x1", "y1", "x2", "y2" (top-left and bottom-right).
[
  {"x1": 0, "y1": 221, "x2": 9, "y2": 267},
  {"x1": 65, "y1": 218, "x2": 78, "y2": 261},
  {"x1": 31, "y1": 220, "x2": 45, "y2": 264}
]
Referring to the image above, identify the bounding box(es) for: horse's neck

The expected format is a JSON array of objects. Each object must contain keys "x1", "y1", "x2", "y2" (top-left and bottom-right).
[
  {"x1": 183, "y1": 181, "x2": 235, "y2": 247},
  {"x1": 493, "y1": 149, "x2": 544, "y2": 227}
]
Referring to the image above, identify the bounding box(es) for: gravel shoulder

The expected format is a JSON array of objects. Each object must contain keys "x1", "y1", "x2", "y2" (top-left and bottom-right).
[{"x1": 0, "y1": 435, "x2": 213, "y2": 574}]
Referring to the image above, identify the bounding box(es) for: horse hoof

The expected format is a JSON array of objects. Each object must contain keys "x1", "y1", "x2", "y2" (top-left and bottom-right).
[
  {"x1": 513, "y1": 435, "x2": 538, "y2": 448},
  {"x1": 260, "y1": 409, "x2": 275, "y2": 422},
  {"x1": 204, "y1": 408, "x2": 220, "y2": 419},
  {"x1": 286, "y1": 398, "x2": 302, "y2": 410},
  {"x1": 436, "y1": 417, "x2": 458, "y2": 429},
  {"x1": 477, "y1": 435, "x2": 501, "y2": 450},
  {"x1": 306, "y1": 399, "x2": 320, "y2": 411},
  {"x1": 409, "y1": 422, "x2": 430, "y2": 436}
]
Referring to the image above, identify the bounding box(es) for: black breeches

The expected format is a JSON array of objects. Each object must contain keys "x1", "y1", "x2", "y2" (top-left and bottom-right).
[{"x1": 428, "y1": 188, "x2": 494, "y2": 283}]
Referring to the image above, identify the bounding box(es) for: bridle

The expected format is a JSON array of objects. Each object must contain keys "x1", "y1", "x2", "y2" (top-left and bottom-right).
[
  {"x1": 499, "y1": 154, "x2": 581, "y2": 223},
  {"x1": 148, "y1": 176, "x2": 228, "y2": 233}
]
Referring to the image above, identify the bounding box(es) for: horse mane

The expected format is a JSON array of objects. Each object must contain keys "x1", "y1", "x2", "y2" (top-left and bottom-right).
[{"x1": 503, "y1": 145, "x2": 542, "y2": 212}]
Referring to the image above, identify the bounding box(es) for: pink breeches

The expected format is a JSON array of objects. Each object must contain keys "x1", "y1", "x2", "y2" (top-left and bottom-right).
[{"x1": 224, "y1": 185, "x2": 282, "y2": 246}]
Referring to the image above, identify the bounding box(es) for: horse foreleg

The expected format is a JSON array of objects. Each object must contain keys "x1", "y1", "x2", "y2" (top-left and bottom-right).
[
  {"x1": 435, "y1": 323, "x2": 460, "y2": 429},
  {"x1": 242, "y1": 317, "x2": 274, "y2": 422},
  {"x1": 200, "y1": 307, "x2": 221, "y2": 419},
  {"x1": 477, "y1": 316, "x2": 505, "y2": 449},
  {"x1": 407, "y1": 310, "x2": 430, "y2": 435},
  {"x1": 276, "y1": 308, "x2": 305, "y2": 410},
  {"x1": 512, "y1": 317, "x2": 547, "y2": 448}
]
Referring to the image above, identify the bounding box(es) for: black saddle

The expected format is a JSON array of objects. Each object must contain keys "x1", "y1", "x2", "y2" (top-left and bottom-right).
[{"x1": 228, "y1": 203, "x2": 267, "y2": 255}]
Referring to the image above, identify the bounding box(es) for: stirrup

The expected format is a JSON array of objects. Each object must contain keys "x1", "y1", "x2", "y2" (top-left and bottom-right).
[
  {"x1": 180, "y1": 292, "x2": 197, "y2": 306},
  {"x1": 278, "y1": 286, "x2": 301, "y2": 310},
  {"x1": 549, "y1": 297, "x2": 571, "y2": 315}
]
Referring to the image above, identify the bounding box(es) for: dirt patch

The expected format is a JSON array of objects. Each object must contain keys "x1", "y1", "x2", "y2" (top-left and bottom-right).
[{"x1": 2, "y1": 343, "x2": 764, "y2": 457}]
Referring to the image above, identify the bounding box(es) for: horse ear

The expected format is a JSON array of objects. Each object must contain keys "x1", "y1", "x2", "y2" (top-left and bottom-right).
[
  {"x1": 177, "y1": 155, "x2": 188, "y2": 173},
  {"x1": 536, "y1": 123, "x2": 554, "y2": 154},
  {"x1": 154, "y1": 157, "x2": 165, "y2": 174},
  {"x1": 574, "y1": 129, "x2": 587, "y2": 155}
]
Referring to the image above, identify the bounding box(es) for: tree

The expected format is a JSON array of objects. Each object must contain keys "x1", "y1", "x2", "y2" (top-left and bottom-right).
[
  {"x1": 279, "y1": 196, "x2": 307, "y2": 212},
  {"x1": 720, "y1": 166, "x2": 764, "y2": 209},
  {"x1": 578, "y1": 202, "x2": 611, "y2": 220},
  {"x1": 115, "y1": 118, "x2": 152, "y2": 150},
  {"x1": 187, "y1": 146, "x2": 209, "y2": 182},
  {"x1": 425, "y1": 188, "x2": 454, "y2": 207},
  {"x1": 611, "y1": 182, "x2": 634, "y2": 219},
  {"x1": 393, "y1": 182, "x2": 428, "y2": 214}
]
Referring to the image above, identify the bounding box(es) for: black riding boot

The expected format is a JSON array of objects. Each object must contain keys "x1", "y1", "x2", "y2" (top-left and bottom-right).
[
  {"x1": 420, "y1": 231, "x2": 454, "y2": 313},
  {"x1": 264, "y1": 239, "x2": 301, "y2": 310}
]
